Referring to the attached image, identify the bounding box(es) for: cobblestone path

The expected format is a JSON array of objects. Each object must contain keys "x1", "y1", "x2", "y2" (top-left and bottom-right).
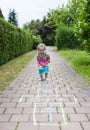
[{"x1": 0, "y1": 47, "x2": 90, "y2": 130}]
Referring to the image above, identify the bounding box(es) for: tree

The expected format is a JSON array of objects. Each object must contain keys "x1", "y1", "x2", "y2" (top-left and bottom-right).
[
  {"x1": 23, "y1": 19, "x2": 42, "y2": 31},
  {"x1": 81, "y1": 0, "x2": 90, "y2": 52},
  {"x1": 0, "y1": 8, "x2": 4, "y2": 18},
  {"x1": 37, "y1": 15, "x2": 56, "y2": 45},
  {"x1": 74, "y1": 0, "x2": 90, "y2": 52},
  {"x1": 66, "y1": 0, "x2": 86, "y2": 25},
  {"x1": 8, "y1": 9, "x2": 18, "y2": 26}
]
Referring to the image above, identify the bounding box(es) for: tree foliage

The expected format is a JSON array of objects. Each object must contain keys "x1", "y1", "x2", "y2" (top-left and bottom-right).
[
  {"x1": 23, "y1": 0, "x2": 90, "y2": 52},
  {"x1": 0, "y1": 8, "x2": 4, "y2": 18},
  {"x1": 8, "y1": 9, "x2": 18, "y2": 26},
  {"x1": 23, "y1": 19, "x2": 43, "y2": 48},
  {"x1": 74, "y1": 0, "x2": 90, "y2": 52},
  {"x1": 56, "y1": 24, "x2": 80, "y2": 50},
  {"x1": 0, "y1": 18, "x2": 34, "y2": 65}
]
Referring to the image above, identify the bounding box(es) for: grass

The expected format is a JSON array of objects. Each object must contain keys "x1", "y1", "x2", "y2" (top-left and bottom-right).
[
  {"x1": 67, "y1": 115, "x2": 71, "y2": 121},
  {"x1": 58, "y1": 49, "x2": 90, "y2": 85},
  {"x1": 0, "y1": 50, "x2": 36, "y2": 92}
]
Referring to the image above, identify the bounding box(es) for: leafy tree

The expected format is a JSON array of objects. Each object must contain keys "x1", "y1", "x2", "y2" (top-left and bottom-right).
[
  {"x1": 37, "y1": 15, "x2": 56, "y2": 45},
  {"x1": 56, "y1": 24, "x2": 80, "y2": 50},
  {"x1": 8, "y1": 9, "x2": 18, "y2": 26},
  {"x1": 74, "y1": 0, "x2": 90, "y2": 52},
  {"x1": 81, "y1": 0, "x2": 90, "y2": 52},
  {"x1": 23, "y1": 19, "x2": 42, "y2": 31},
  {"x1": 0, "y1": 8, "x2": 4, "y2": 18},
  {"x1": 23, "y1": 19, "x2": 43, "y2": 48},
  {"x1": 67, "y1": 0, "x2": 85, "y2": 24},
  {"x1": 46, "y1": 8, "x2": 74, "y2": 27}
]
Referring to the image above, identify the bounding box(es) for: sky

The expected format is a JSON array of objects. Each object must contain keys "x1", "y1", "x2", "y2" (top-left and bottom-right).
[{"x1": 0, "y1": 0, "x2": 69, "y2": 27}]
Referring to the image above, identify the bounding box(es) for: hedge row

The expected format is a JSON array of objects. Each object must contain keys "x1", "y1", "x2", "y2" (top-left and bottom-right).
[
  {"x1": 0, "y1": 18, "x2": 34, "y2": 65},
  {"x1": 56, "y1": 24, "x2": 81, "y2": 50}
]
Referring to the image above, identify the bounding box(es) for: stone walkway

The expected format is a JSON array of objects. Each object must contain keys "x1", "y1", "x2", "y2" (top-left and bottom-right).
[{"x1": 0, "y1": 47, "x2": 90, "y2": 130}]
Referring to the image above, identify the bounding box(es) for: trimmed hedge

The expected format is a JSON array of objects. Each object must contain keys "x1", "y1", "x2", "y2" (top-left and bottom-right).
[
  {"x1": 56, "y1": 24, "x2": 81, "y2": 50},
  {"x1": 0, "y1": 18, "x2": 34, "y2": 65}
]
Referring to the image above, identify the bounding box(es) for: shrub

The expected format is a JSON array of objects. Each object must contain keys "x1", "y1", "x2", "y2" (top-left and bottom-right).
[
  {"x1": 56, "y1": 24, "x2": 81, "y2": 50},
  {"x1": 32, "y1": 35, "x2": 43, "y2": 49},
  {"x1": 43, "y1": 33, "x2": 55, "y2": 46},
  {"x1": 0, "y1": 18, "x2": 34, "y2": 65},
  {"x1": 82, "y1": 39, "x2": 90, "y2": 53}
]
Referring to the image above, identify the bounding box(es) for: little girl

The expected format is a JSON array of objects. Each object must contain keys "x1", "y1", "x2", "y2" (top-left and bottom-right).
[{"x1": 37, "y1": 43, "x2": 50, "y2": 81}]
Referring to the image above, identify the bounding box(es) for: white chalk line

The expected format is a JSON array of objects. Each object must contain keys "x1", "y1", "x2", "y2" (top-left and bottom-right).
[
  {"x1": 73, "y1": 95, "x2": 78, "y2": 103},
  {"x1": 66, "y1": 85, "x2": 70, "y2": 92},
  {"x1": 32, "y1": 78, "x2": 79, "y2": 126},
  {"x1": 19, "y1": 95, "x2": 23, "y2": 103},
  {"x1": 36, "y1": 123, "x2": 68, "y2": 126},
  {"x1": 33, "y1": 88, "x2": 68, "y2": 126},
  {"x1": 55, "y1": 88, "x2": 67, "y2": 125},
  {"x1": 33, "y1": 102, "x2": 68, "y2": 126},
  {"x1": 46, "y1": 96, "x2": 53, "y2": 122},
  {"x1": 33, "y1": 103, "x2": 38, "y2": 125},
  {"x1": 59, "y1": 102, "x2": 67, "y2": 125}
]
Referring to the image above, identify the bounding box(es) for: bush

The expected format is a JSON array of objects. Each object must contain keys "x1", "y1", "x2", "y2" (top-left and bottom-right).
[
  {"x1": 32, "y1": 35, "x2": 43, "y2": 49},
  {"x1": 56, "y1": 24, "x2": 81, "y2": 50},
  {"x1": 81, "y1": 39, "x2": 90, "y2": 53},
  {"x1": 43, "y1": 33, "x2": 55, "y2": 46},
  {"x1": 0, "y1": 18, "x2": 34, "y2": 65}
]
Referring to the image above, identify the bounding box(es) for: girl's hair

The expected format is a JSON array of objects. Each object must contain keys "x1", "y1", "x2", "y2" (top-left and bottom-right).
[{"x1": 37, "y1": 43, "x2": 46, "y2": 50}]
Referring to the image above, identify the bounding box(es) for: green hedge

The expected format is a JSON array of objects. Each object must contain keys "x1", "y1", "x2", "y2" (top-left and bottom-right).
[
  {"x1": 56, "y1": 24, "x2": 81, "y2": 50},
  {"x1": 0, "y1": 18, "x2": 34, "y2": 65}
]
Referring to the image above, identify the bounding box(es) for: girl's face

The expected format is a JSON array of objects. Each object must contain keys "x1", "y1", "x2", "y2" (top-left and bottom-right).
[{"x1": 38, "y1": 47, "x2": 45, "y2": 55}]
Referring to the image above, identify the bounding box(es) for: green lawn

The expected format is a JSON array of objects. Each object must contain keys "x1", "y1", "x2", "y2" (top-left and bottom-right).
[
  {"x1": 0, "y1": 50, "x2": 36, "y2": 92},
  {"x1": 58, "y1": 49, "x2": 90, "y2": 85}
]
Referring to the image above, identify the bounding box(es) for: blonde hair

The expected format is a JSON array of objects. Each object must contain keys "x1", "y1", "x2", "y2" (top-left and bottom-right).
[{"x1": 37, "y1": 43, "x2": 46, "y2": 50}]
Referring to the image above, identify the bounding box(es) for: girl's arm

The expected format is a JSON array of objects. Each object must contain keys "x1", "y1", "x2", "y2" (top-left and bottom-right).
[
  {"x1": 47, "y1": 54, "x2": 50, "y2": 64},
  {"x1": 37, "y1": 56, "x2": 40, "y2": 66},
  {"x1": 37, "y1": 56, "x2": 39, "y2": 66}
]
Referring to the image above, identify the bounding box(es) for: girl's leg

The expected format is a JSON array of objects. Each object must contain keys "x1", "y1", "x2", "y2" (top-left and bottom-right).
[
  {"x1": 45, "y1": 73, "x2": 48, "y2": 79},
  {"x1": 40, "y1": 75, "x2": 43, "y2": 80}
]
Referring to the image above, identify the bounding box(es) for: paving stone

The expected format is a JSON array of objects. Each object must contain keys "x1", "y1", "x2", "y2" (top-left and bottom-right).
[
  {"x1": 11, "y1": 97, "x2": 26, "y2": 103},
  {"x1": 0, "y1": 115, "x2": 11, "y2": 121},
  {"x1": 0, "y1": 97, "x2": 12, "y2": 103},
  {"x1": 58, "y1": 107, "x2": 75, "y2": 114},
  {"x1": 87, "y1": 114, "x2": 90, "y2": 119},
  {"x1": 0, "y1": 93, "x2": 8, "y2": 98},
  {"x1": 16, "y1": 102, "x2": 32, "y2": 107},
  {"x1": 64, "y1": 102, "x2": 80, "y2": 107},
  {"x1": 51, "y1": 114, "x2": 66, "y2": 122},
  {"x1": 7, "y1": 94, "x2": 21, "y2": 98},
  {"x1": 27, "y1": 98, "x2": 40, "y2": 103},
  {"x1": 75, "y1": 107, "x2": 90, "y2": 113},
  {"x1": 84, "y1": 97, "x2": 90, "y2": 102},
  {"x1": 0, "y1": 108, "x2": 6, "y2": 114},
  {"x1": 0, "y1": 47, "x2": 90, "y2": 130},
  {"x1": 5, "y1": 108, "x2": 22, "y2": 114},
  {"x1": 30, "y1": 114, "x2": 48, "y2": 122},
  {"x1": 18, "y1": 122, "x2": 38, "y2": 130},
  {"x1": 70, "y1": 97, "x2": 85, "y2": 102},
  {"x1": 23, "y1": 107, "x2": 40, "y2": 114},
  {"x1": 39, "y1": 124, "x2": 60, "y2": 130},
  {"x1": 0, "y1": 122, "x2": 17, "y2": 130},
  {"x1": 10, "y1": 114, "x2": 30, "y2": 121},
  {"x1": 0, "y1": 103, "x2": 16, "y2": 107},
  {"x1": 68, "y1": 114, "x2": 88, "y2": 121},
  {"x1": 81, "y1": 122, "x2": 90, "y2": 130},
  {"x1": 80, "y1": 102, "x2": 90, "y2": 107},
  {"x1": 61, "y1": 122, "x2": 82, "y2": 130},
  {"x1": 40, "y1": 107, "x2": 57, "y2": 114}
]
